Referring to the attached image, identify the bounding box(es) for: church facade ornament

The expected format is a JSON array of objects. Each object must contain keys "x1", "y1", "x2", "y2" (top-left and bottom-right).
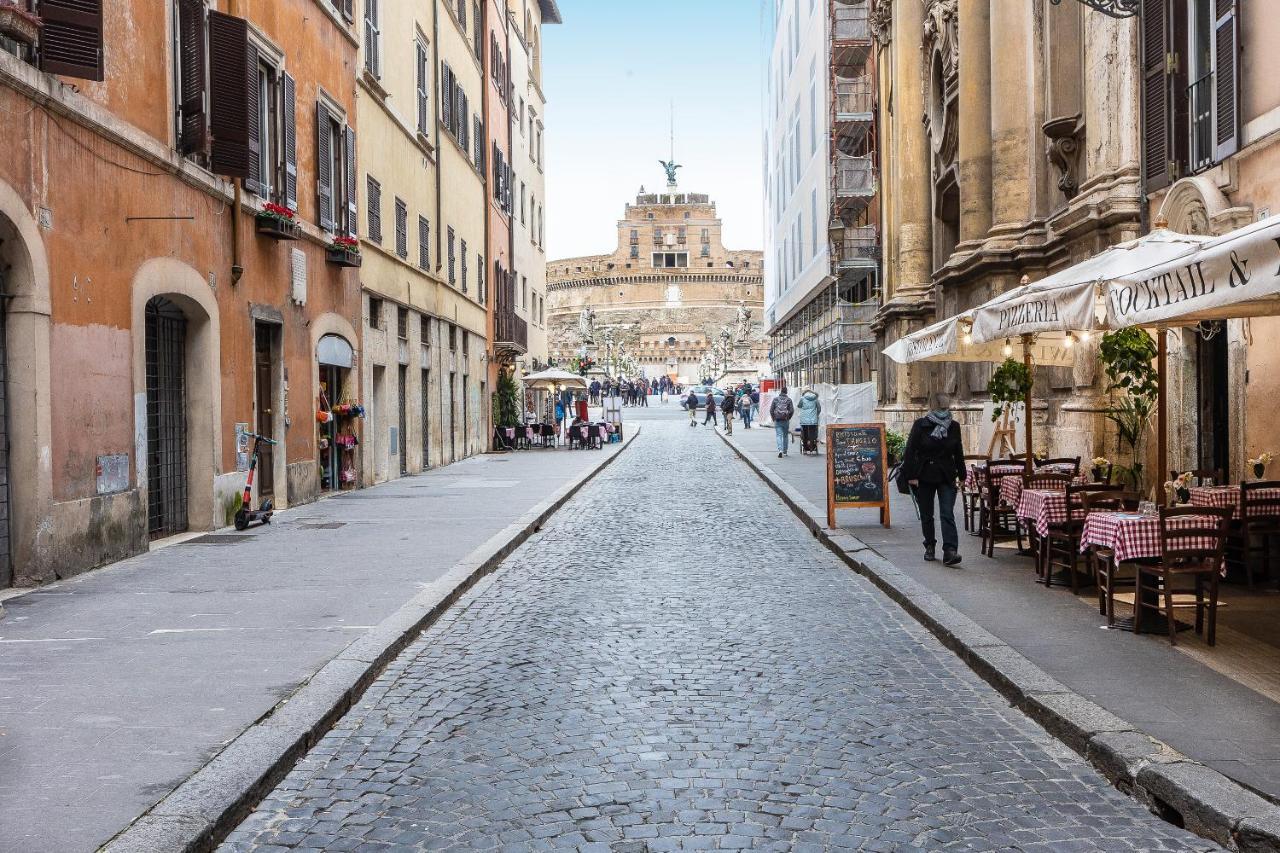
[{"x1": 869, "y1": 0, "x2": 893, "y2": 45}]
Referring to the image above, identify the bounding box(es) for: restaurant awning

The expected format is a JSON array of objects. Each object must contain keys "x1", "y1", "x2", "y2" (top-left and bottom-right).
[
  {"x1": 520, "y1": 367, "x2": 589, "y2": 389},
  {"x1": 1106, "y1": 216, "x2": 1280, "y2": 327},
  {"x1": 969, "y1": 228, "x2": 1213, "y2": 344},
  {"x1": 882, "y1": 313, "x2": 1076, "y2": 366}
]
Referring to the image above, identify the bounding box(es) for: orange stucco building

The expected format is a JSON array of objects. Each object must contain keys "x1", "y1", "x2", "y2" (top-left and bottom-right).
[{"x1": 0, "y1": 0, "x2": 362, "y2": 585}]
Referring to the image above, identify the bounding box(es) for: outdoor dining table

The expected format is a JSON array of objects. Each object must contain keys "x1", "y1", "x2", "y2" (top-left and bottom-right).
[
  {"x1": 1016, "y1": 489, "x2": 1070, "y2": 539},
  {"x1": 1189, "y1": 485, "x2": 1280, "y2": 519},
  {"x1": 999, "y1": 471, "x2": 1088, "y2": 509},
  {"x1": 965, "y1": 462, "x2": 1023, "y2": 492}
]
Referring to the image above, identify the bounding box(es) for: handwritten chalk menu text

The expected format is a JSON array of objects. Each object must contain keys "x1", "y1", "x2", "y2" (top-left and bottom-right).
[{"x1": 826, "y1": 423, "x2": 891, "y2": 529}]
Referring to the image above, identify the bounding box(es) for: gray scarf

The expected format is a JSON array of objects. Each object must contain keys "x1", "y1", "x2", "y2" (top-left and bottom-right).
[{"x1": 926, "y1": 409, "x2": 952, "y2": 440}]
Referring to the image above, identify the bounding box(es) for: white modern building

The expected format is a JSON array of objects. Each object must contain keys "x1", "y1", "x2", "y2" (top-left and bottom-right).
[{"x1": 763, "y1": 0, "x2": 878, "y2": 388}]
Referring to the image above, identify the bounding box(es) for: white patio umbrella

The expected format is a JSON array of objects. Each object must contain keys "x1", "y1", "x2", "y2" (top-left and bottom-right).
[{"x1": 519, "y1": 367, "x2": 588, "y2": 390}]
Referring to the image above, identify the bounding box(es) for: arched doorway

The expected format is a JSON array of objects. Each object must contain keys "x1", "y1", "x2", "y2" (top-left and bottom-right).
[
  {"x1": 144, "y1": 296, "x2": 189, "y2": 538},
  {"x1": 317, "y1": 333, "x2": 356, "y2": 491}
]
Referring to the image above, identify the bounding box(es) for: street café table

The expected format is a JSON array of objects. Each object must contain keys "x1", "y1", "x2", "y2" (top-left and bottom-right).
[
  {"x1": 1016, "y1": 489, "x2": 1071, "y2": 539},
  {"x1": 965, "y1": 462, "x2": 1024, "y2": 492},
  {"x1": 1189, "y1": 484, "x2": 1280, "y2": 520},
  {"x1": 995, "y1": 466, "x2": 1087, "y2": 509}
]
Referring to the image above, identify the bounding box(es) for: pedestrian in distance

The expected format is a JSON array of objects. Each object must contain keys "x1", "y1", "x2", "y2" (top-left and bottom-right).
[
  {"x1": 720, "y1": 391, "x2": 736, "y2": 435},
  {"x1": 769, "y1": 388, "x2": 794, "y2": 458},
  {"x1": 738, "y1": 390, "x2": 753, "y2": 429},
  {"x1": 703, "y1": 393, "x2": 718, "y2": 427},
  {"x1": 902, "y1": 391, "x2": 966, "y2": 566},
  {"x1": 686, "y1": 391, "x2": 699, "y2": 426},
  {"x1": 797, "y1": 387, "x2": 822, "y2": 455}
]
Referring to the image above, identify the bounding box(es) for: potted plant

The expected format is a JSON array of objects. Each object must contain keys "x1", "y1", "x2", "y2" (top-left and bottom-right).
[
  {"x1": 325, "y1": 235, "x2": 361, "y2": 267},
  {"x1": 0, "y1": 2, "x2": 41, "y2": 47},
  {"x1": 1091, "y1": 456, "x2": 1110, "y2": 482},
  {"x1": 1099, "y1": 329, "x2": 1159, "y2": 497},
  {"x1": 987, "y1": 357, "x2": 1032, "y2": 422},
  {"x1": 885, "y1": 428, "x2": 906, "y2": 466},
  {"x1": 1249, "y1": 452, "x2": 1273, "y2": 480},
  {"x1": 254, "y1": 202, "x2": 300, "y2": 240},
  {"x1": 1164, "y1": 471, "x2": 1192, "y2": 506}
]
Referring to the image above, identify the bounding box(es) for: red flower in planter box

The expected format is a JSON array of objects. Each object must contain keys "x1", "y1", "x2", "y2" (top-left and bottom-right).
[
  {"x1": 256, "y1": 202, "x2": 296, "y2": 224},
  {"x1": 328, "y1": 236, "x2": 360, "y2": 253}
]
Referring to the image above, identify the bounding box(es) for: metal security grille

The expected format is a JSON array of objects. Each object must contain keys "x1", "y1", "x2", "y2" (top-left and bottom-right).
[
  {"x1": 420, "y1": 369, "x2": 430, "y2": 469},
  {"x1": 398, "y1": 365, "x2": 407, "y2": 475},
  {"x1": 146, "y1": 298, "x2": 189, "y2": 539},
  {"x1": 0, "y1": 301, "x2": 10, "y2": 587}
]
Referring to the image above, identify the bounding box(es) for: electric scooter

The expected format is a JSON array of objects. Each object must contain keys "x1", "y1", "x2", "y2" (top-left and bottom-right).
[{"x1": 234, "y1": 431, "x2": 278, "y2": 531}]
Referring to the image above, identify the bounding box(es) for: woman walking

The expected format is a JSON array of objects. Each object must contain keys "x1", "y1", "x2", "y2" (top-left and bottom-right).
[
  {"x1": 902, "y1": 391, "x2": 966, "y2": 566},
  {"x1": 797, "y1": 388, "x2": 822, "y2": 454}
]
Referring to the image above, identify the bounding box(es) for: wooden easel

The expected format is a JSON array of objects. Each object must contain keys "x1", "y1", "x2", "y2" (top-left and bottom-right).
[{"x1": 987, "y1": 409, "x2": 1018, "y2": 458}]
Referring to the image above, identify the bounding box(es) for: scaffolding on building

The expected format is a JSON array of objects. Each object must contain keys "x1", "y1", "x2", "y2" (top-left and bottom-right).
[{"x1": 771, "y1": 0, "x2": 879, "y2": 389}]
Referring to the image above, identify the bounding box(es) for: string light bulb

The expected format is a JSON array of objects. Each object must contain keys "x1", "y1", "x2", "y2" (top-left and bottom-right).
[
  {"x1": 1003, "y1": 339, "x2": 1013, "y2": 357},
  {"x1": 1079, "y1": 329, "x2": 1091, "y2": 343},
  {"x1": 962, "y1": 325, "x2": 973, "y2": 346},
  {"x1": 1065, "y1": 332, "x2": 1076, "y2": 348}
]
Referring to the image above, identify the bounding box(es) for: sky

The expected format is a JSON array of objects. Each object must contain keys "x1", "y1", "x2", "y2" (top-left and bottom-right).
[{"x1": 541, "y1": 1, "x2": 768, "y2": 261}]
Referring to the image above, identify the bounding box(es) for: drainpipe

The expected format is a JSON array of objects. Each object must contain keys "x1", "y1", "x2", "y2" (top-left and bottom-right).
[
  {"x1": 229, "y1": 0, "x2": 244, "y2": 284},
  {"x1": 433, "y1": 0, "x2": 444, "y2": 278}
]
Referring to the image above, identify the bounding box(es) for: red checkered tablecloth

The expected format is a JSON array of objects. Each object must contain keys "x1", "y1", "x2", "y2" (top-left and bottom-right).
[
  {"x1": 1188, "y1": 485, "x2": 1280, "y2": 520},
  {"x1": 1079, "y1": 511, "x2": 1224, "y2": 566},
  {"x1": 965, "y1": 463, "x2": 1026, "y2": 492},
  {"x1": 1016, "y1": 489, "x2": 1071, "y2": 538},
  {"x1": 999, "y1": 472, "x2": 1088, "y2": 508}
]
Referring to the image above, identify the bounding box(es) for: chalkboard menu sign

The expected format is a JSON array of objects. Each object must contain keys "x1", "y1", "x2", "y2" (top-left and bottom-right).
[{"x1": 826, "y1": 423, "x2": 891, "y2": 529}]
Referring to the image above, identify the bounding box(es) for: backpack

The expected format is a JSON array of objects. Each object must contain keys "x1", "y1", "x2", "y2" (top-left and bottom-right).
[{"x1": 772, "y1": 396, "x2": 794, "y2": 420}]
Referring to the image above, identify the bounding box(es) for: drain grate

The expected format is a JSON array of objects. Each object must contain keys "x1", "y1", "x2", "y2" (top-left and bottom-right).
[
  {"x1": 301, "y1": 522, "x2": 346, "y2": 530},
  {"x1": 183, "y1": 534, "x2": 256, "y2": 545}
]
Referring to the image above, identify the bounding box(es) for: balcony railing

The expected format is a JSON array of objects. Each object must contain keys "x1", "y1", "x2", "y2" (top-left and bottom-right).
[
  {"x1": 833, "y1": 1, "x2": 870, "y2": 41},
  {"x1": 835, "y1": 76, "x2": 874, "y2": 116},
  {"x1": 495, "y1": 310, "x2": 528, "y2": 353},
  {"x1": 835, "y1": 154, "x2": 876, "y2": 196},
  {"x1": 1189, "y1": 72, "x2": 1214, "y2": 173}
]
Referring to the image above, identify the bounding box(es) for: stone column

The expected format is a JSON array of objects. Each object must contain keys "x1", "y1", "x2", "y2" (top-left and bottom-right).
[
  {"x1": 957, "y1": 0, "x2": 991, "y2": 244},
  {"x1": 989, "y1": 0, "x2": 1032, "y2": 231},
  {"x1": 892, "y1": 0, "x2": 932, "y2": 296}
]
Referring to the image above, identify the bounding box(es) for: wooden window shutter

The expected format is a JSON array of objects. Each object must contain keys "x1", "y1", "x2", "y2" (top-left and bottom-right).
[
  {"x1": 345, "y1": 126, "x2": 358, "y2": 238},
  {"x1": 176, "y1": 0, "x2": 207, "y2": 155},
  {"x1": 473, "y1": 3, "x2": 482, "y2": 58},
  {"x1": 441, "y1": 63, "x2": 453, "y2": 136},
  {"x1": 1141, "y1": 0, "x2": 1173, "y2": 193},
  {"x1": 459, "y1": 92, "x2": 469, "y2": 152},
  {"x1": 367, "y1": 177, "x2": 382, "y2": 243},
  {"x1": 282, "y1": 72, "x2": 298, "y2": 211},
  {"x1": 207, "y1": 11, "x2": 251, "y2": 179},
  {"x1": 38, "y1": 0, "x2": 104, "y2": 81},
  {"x1": 245, "y1": 46, "x2": 262, "y2": 195},
  {"x1": 341, "y1": 0, "x2": 354, "y2": 22},
  {"x1": 316, "y1": 101, "x2": 334, "y2": 231},
  {"x1": 364, "y1": 0, "x2": 379, "y2": 78},
  {"x1": 395, "y1": 198, "x2": 408, "y2": 259},
  {"x1": 1214, "y1": 0, "x2": 1240, "y2": 162},
  {"x1": 418, "y1": 215, "x2": 430, "y2": 269},
  {"x1": 416, "y1": 43, "x2": 428, "y2": 135}
]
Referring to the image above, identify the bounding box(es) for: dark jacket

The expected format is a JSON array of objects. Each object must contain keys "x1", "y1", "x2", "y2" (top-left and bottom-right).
[
  {"x1": 901, "y1": 416, "x2": 965, "y2": 485},
  {"x1": 720, "y1": 395, "x2": 735, "y2": 414}
]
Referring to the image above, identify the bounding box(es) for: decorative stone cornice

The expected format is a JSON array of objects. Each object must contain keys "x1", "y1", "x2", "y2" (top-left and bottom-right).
[{"x1": 869, "y1": 0, "x2": 893, "y2": 45}]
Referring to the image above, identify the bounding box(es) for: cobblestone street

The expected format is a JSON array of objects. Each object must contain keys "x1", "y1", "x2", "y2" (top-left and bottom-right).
[{"x1": 223, "y1": 412, "x2": 1215, "y2": 852}]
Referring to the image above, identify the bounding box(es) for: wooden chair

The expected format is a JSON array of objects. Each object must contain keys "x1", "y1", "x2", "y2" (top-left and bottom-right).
[
  {"x1": 1227, "y1": 480, "x2": 1280, "y2": 588},
  {"x1": 961, "y1": 454, "x2": 987, "y2": 533},
  {"x1": 979, "y1": 476, "x2": 1023, "y2": 558},
  {"x1": 1036, "y1": 456, "x2": 1082, "y2": 475},
  {"x1": 1083, "y1": 491, "x2": 1142, "y2": 625},
  {"x1": 1020, "y1": 471, "x2": 1074, "y2": 565},
  {"x1": 1089, "y1": 462, "x2": 1114, "y2": 484},
  {"x1": 1044, "y1": 484, "x2": 1124, "y2": 591},
  {"x1": 1135, "y1": 506, "x2": 1232, "y2": 646}
]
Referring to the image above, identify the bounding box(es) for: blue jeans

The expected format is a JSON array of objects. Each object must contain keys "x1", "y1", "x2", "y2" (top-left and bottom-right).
[
  {"x1": 774, "y1": 421, "x2": 790, "y2": 453},
  {"x1": 915, "y1": 481, "x2": 959, "y2": 552},
  {"x1": 740, "y1": 408, "x2": 752, "y2": 428}
]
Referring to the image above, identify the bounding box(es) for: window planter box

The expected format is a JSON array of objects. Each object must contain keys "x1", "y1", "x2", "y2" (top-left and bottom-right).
[
  {"x1": 0, "y1": 4, "x2": 41, "y2": 46},
  {"x1": 255, "y1": 215, "x2": 300, "y2": 241},
  {"x1": 325, "y1": 246, "x2": 362, "y2": 268}
]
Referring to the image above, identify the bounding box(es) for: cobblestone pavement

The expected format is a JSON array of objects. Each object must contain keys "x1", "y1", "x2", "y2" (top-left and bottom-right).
[{"x1": 222, "y1": 416, "x2": 1216, "y2": 852}]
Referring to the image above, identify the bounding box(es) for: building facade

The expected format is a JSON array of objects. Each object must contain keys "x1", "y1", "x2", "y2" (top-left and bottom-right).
[
  {"x1": 0, "y1": 0, "x2": 363, "y2": 586},
  {"x1": 1142, "y1": 0, "x2": 1280, "y2": 481},
  {"x1": 763, "y1": 0, "x2": 879, "y2": 391},
  {"x1": 547, "y1": 175, "x2": 766, "y2": 384},
  {"x1": 506, "y1": 0, "x2": 552, "y2": 371},
  {"x1": 873, "y1": 0, "x2": 1144, "y2": 458}
]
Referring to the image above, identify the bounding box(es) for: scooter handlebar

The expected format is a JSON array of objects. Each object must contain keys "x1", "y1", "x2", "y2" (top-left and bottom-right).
[{"x1": 242, "y1": 431, "x2": 278, "y2": 445}]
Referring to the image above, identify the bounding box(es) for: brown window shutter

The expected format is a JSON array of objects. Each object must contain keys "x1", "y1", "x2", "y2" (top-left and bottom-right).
[
  {"x1": 1141, "y1": 0, "x2": 1173, "y2": 193},
  {"x1": 395, "y1": 198, "x2": 408, "y2": 259},
  {"x1": 245, "y1": 46, "x2": 262, "y2": 195},
  {"x1": 316, "y1": 101, "x2": 334, "y2": 231},
  {"x1": 282, "y1": 72, "x2": 298, "y2": 211},
  {"x1": 345, "y1": 126, "x2": 358, "y2": 238},
  {"x1": 341, "y1": 0, "x2": 354, "y2": 22},
  {"x1": 367, "y1": 177, "x2": 382, "y2": 243},
  {"x1": 418, "y1": 215, "x2": 430, "y2": 269},
  {"x1": 208, "y1": 11, "x2": 251, "y2": 179},
  {"x1": 177, "y1": 0, "x2": 207, "y2": 155},
  {"x1": 1214, "y1": 0, "x2": 1240, "y2": 162},
  {"x1": 38, "y1": 0, "x2": 104, "y2": 81},
  {"x1": 441, "y1": 63, "x2": 452, "y2": 136},
  {"x1": 416, "y1": 43, "x2": 428, "y2": 135}
]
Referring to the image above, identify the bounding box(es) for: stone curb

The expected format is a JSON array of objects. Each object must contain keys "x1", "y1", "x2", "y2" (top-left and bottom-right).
[
  {"x1": 718, "y1": 428, "x2": 1280, "y2": 853},
  {"x1": 100, "y1": 428, "x2": 641, "y2": 853}
]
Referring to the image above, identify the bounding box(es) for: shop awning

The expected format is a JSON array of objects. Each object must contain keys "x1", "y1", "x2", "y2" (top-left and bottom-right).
[
  {"x1": 521, "y1": 367, "x2": 589, "y2": 389},
  {"x1": 317, "y1": 334, "x2": 355, "y2": 368},
  {"x1": 882, "y1": 313, "x2": 1076, "y2": 366},
  {"x1": 1106, "y1": 216, "x2": 1280, "y2": 327},
  {"x1": 969, "y1": 228, "x2": 1213, "y2": 344}
]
